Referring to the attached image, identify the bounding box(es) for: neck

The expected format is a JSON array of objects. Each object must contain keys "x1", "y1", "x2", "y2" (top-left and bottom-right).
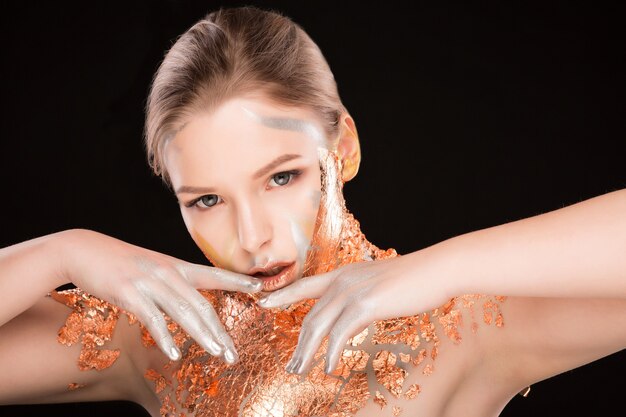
[{"x1": 302, "y1": 149, "x2": 396, "y2": 277}]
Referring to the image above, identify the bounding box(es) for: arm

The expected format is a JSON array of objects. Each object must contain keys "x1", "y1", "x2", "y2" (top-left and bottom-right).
[
  {"x1": 0, "y1": 229, "x2": 262, "y2": 408},
  {"x1": 0, "y1": 232, "x2": 67, "y2": 327},
  {"x1": 0, "y1": 231, "x2": 142, "y2": 405},
  {"x1": 436, "y1": 188, "x2": 626, "y2": 299},
  {"x1": 258, "y1": 188, "x2": 626, "y2": 374},
  {"x1": 1, "y1": 229, "x2": 262, "y2": 363}
]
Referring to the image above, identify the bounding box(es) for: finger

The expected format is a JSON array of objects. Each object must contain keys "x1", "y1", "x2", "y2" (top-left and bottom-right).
[
  {"x1": 324, "y1": 305, "x2": 369, "y2": 374},
  {"x1": 149, "y1": 280, "x2": 235, "y2": 362},
  {"x1": 180, "y1": 263, "x2": 263, "y2": 293},
  {"x1": 258, "y1": 270, "x2": 336, "y2": 308},
  {"x1": 287, "y1": 296, "x2": 345, "y2": 375},
  {"x1": 170, "y1": 278, "x2": 241, "y2": 364},
  {"x1": 131, "y1": 291, "x2": 181, "y2": 361}
]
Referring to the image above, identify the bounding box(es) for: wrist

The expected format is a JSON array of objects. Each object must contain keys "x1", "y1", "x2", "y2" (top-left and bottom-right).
[
  {"x1": 51, "y1": 228, "x2": 94, "y2": 289},
  {"x1": 417, "y1": 235, "x2": 469, "y2": 300}
]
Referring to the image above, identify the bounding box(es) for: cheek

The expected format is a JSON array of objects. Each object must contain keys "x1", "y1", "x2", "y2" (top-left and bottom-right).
[
  {"x1": 277, "y1": 172, "x2": 320, "y2": 219},
  {"x1": 182, "y1": 210, "x2": 238, "y2": 269},
  {"x1": 269, "y1": 183, "x2": 321, "y2": 261},
  {"x1": 301, "y1": 171, "x2": 322, "y2": 242},
  {"x1": 303, "y1": 189, "x2": 322, "y2": 238}
]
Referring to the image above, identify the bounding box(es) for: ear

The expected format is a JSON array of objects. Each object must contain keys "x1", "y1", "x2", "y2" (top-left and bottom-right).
[{"x1": 335, "y1": 113, "x2": 361, "y2": 182}]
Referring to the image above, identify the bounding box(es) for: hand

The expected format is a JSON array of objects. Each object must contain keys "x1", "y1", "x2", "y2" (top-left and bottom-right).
[
  {"x1": 58, "y1": 229, "x2": 263, "y2": 363},
  {"x1": 257, "y1": 251, "x2": 451, "y2": 375}
]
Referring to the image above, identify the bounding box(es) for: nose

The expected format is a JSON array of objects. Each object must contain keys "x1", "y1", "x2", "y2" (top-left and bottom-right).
[{"x1": 235, "y1": 198, "x2": 272, "y2": 254}]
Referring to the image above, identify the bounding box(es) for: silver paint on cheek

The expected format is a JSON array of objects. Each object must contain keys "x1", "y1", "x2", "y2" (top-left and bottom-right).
[
  {"x1": 309, "y1": 189, "x2": 322, "y2": 210},
  {"x1": 242, "y1": 106, "x2": 325, "y2": 145},
  {"x1": 289, "y1": 218, "x2": 310, "y2": 279}
]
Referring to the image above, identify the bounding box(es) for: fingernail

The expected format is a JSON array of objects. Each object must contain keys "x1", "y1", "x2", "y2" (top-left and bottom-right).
[
  {"x1": 285, "y1": 358, "x2": 295, "y2": 373},
  {"x1": 257, "y1": 296, "x2": 269, "y2": 306},
  {"x1": 169, "y1": 346, "x2": 181, "y2": 361},
  {"x1": 296, "y1": 359, "x2": 306, "y2": 375},
  {"x1": 325, "y1": 361, "x2": 333, "y2": 374},
  {"x1": 208, "y1": 340, "x2": 223, "y2": 355},
  {"x1": 291, "y1": 358, "x2": 303, "y2": 374},
  {"x1": 224, "y1": 349, "x2": 238, "y2": 364}
]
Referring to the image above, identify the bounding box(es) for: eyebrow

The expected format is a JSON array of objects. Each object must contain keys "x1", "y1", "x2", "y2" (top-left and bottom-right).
[
  {"x1": 175, "y1": 153, "x2": 302, "y2": 195},
  {"x1": 175, "y1": 185, "x2": 217, "y2": 195},
  {"x1": 253, "y1": 153, "x2": 302, "y2": 179}
]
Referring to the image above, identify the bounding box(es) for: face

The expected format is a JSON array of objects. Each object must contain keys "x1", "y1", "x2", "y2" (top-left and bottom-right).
[{"x1": 164, "y1": 96, "x2": 328, "y2": 292}]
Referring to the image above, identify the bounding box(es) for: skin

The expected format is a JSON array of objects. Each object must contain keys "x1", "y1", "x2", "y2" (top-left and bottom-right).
[
  {"x1": 0, "y1": 94, "x2": 625, "y2": 416},
  {"x1": 0, "y1": 229, "x2": 264, "y2": 364},
  {"x1": 164, "y1": 97, "x2": 327, "y2": 286},
  {"x1": 260, "y1": 188, "x2": 626, "y2": 375},
  {"x1": 163, "y1": 93, "x2": 626, "y2": 396}
]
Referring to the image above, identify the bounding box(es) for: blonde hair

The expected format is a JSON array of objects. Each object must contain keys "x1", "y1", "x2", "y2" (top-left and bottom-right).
[{"x1": 144, "y1": 6, "x2": 346, "y2": 184}]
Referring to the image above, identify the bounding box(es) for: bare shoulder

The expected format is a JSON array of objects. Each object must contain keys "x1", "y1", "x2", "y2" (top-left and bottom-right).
[
  {"x1": 479, "y1": 297, "x2": 626, "y2": 390},
  {"x1": 50, "y1": 289, "x2": 170, "y2": 414},
  {"x1": 347, "y1": 295, "x2": 510, "y2": 417},
  {"x1": 0, "y1": 289, "x2": 156, "y2": 408}
]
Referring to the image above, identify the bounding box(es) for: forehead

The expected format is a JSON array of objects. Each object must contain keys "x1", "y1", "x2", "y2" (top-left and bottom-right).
[{"x1": 164, "y1": 97, "x2": 325, "y2": 186}]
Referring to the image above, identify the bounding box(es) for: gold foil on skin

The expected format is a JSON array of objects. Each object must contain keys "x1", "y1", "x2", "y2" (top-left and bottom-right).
[
  {"x1": 372, "y1": 351, "x2": 406, "y2": 399},
  {"x1": 373, "y1": 391, "x2": 387, "y2": 409},
  {"x1": 51, "y1": 290, "x2": 123, "y2": 371},
  {"x1": 52, "y1": 149, "x2": 510, "y2": 416},
  {"x1": 404, "y1": 383, "x2": 421, "y2": 399},
  {"x1": 67, "y1": 382, "x2": 85, "y2": 391}
]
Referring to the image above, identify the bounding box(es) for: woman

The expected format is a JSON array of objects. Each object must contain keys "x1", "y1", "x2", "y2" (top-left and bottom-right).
[{"x1": 1, "y1": 5, "x2": 625, "y2": 417}]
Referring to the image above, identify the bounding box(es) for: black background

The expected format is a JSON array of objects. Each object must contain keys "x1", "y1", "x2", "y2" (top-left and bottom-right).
[{"x1": 1, "y1": 1, "x2": 624, "y2": 416}]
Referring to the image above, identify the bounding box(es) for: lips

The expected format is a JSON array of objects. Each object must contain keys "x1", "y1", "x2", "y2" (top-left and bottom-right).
[
  {"x1": 254, "y1": 265, "x2": 287, "y2": 277},
  {"x1": 248, "y1": 261, "x2": 297, "y2": 292}
]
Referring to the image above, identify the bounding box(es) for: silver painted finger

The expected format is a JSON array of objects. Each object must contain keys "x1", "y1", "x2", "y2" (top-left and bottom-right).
[
  {"x1": 289, "y1": 298, "x2": 344, "y2": 375},
  {"x1": 170, "y1": 275, "x2": 242, "y2": 363},
  {"x1": 147, "y1": 280, "x2": 227, "y2": 358},
  {"x1": 131, "y1": 293, "x2": 181, "y2": 361},
  {"x1": 258, "y1": 270, "x2": 336, "y2": 308},
  {"x1": 180, "y1": 263, "x2": 263, "y2": 293},
  {"x1": 324, "y1": 305, "x2": 369, "y2": 374}
]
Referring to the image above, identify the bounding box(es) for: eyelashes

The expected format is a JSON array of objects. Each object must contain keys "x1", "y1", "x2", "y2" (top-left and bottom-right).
[
  {"x1": 184, "y1": 169, "x2": 303, "y2": 210},
  {"x1": 268, "y1": 169, "x2": 302, "y2": 188}
]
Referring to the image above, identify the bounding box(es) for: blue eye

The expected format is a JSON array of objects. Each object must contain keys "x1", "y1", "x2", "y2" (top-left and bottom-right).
[
  {"x1": 272, "y1": 172, "x2": 292, "y2": 186},
  {"x1": 269, "y1": 170, "x2": 301, "y2": 187},
  {"x1": 194, "y1": 194, "x2": 221, "y2": 208}
]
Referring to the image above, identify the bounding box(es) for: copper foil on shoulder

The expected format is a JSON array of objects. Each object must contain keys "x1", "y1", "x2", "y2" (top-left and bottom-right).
[{"x1": 51, "y1": 290, "x2": 123, "y2": 371}]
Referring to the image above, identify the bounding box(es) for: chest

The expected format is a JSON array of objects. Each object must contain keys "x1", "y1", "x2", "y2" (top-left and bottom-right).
[{"x1": 146, "y1": 293, "x2": 463, "y2": 417}]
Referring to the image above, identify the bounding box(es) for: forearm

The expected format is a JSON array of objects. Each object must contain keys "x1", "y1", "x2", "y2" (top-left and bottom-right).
[
  {"x1": 428, "y1": 188, "x2": 626, "y2": 299},
  {"x1": 0, "y1": 231, "x2": 71, "y2": 326}
]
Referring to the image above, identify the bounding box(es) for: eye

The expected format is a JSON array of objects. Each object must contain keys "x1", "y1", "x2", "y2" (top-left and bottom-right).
[
  {"x1": 187, "y1": 194, "x2": 221, "y2": 209},
  {"x1": 268, "y1": 170, "x2": 301, "y2": 188}
]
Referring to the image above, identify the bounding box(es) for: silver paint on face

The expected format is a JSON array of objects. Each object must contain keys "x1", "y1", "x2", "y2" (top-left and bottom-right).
[
  {"x1": 242, "y1": 106, "x2": 326, "y2": 145},
  {"x1": 289, "y1": 217, "x2": 310, "y2": 280}
]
